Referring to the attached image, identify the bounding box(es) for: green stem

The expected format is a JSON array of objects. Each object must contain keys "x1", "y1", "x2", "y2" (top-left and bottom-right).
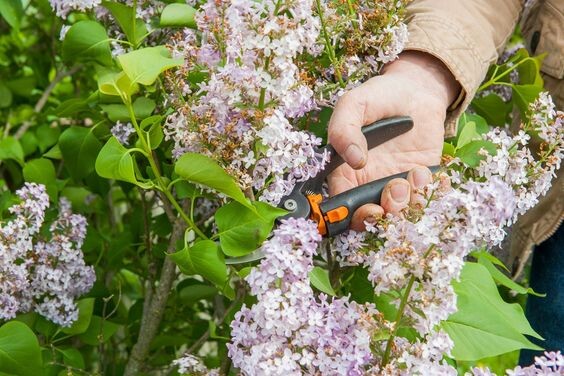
[
  {"x1": 132, "y1": 0, "x2": 138, "y2": 48},
  {"x1": 381, "y1": 276, "x2": 415, "y2": 367},
  {"x1": 125, "y1": 102, "x2": 207, "y2": 239},
  {"x1": 381, "y1": 245, "x2": 436, "y2": 366},
  {"x1": 258, "y1": 56, "x2": 271, "y2": 110},
  {"x1": 478, "y1": 58, "x2": 531, "y2": 92},
  {"x1": 315, "y1": 0, "x2": 345, "y2": 87}
]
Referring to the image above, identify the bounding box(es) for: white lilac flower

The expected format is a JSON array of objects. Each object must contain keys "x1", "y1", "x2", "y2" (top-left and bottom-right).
[
  {"x1": 0, "y1": 183, "x2": 95, "y2": 326},
  {"x1": 376, "y1": 22, "x2": 409, "y2": 64},
  {"x1": 228, "y1": 218, "x2": 374, "y2": 375},
  {"x1": 172, "y1": 354, "x2": 219, "y2": 376},
  {"x1": 49, "y1": 0, "x2": 102, "y2": 18},
  {"x1": 165, "y1": 1, "x2": 325, "y2": 199},
  {"x1": 111, "y1": 121, "x2": 136, "y2": 146}
]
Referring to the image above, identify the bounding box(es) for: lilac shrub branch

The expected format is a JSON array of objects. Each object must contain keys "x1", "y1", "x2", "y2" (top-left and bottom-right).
[{"x1": 124, "y1": 214, "x2": 185, "y2": 376}]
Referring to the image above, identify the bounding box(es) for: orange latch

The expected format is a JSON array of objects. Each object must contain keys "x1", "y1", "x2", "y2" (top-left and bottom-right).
[
  {"x1": 306, "y1": 194, "x2": 350, "y2": 236},
  {"x1": 306, "y1": 193, "x2": 327, "y2": 235},
  {"x1": 325, "y1": 206, "x2": 349, "y2": 224}
]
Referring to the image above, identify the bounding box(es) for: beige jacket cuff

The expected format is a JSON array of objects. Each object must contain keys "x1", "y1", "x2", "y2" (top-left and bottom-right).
[{"x1": 404, "y1": 3, "x2": 521, "y2": 136}]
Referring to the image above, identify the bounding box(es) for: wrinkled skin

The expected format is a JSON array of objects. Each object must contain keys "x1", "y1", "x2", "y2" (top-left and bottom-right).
[{"x1": 328, "y1": 51, "x2": 460, "y2": 229}]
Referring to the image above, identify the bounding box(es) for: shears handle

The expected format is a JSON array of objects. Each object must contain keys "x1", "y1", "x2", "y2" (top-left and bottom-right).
[{"x1": 319, "y1": 166, "x2": 439, "y2": 236}]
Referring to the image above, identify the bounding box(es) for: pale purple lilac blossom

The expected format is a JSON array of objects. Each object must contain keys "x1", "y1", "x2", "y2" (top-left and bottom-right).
[
  {"x1": 329, "y1": 92, "x2": 563, "y2": 374},
  {"x1": 171, "y1": 354, "x2": 219, "y2": 376},
  {"x1": 0, "y1": 183, "x2": 95, "y2": 326},
  {"x1": 49, "y1": 0, "x2": 101, "y2": 18},
  {"x1": 111, "y1": 121, "x2": 136, "y2": 146},
  {"x1": 228, "y1": 218, "x2": 374, "y2": 375}
]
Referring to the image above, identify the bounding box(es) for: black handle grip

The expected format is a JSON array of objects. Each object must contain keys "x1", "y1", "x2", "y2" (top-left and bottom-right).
[
  {"x1": 320, "y1": 165, "x2": 440, "y2": 236},
  {"x1": 313, "y1": 117, "x2": 414, "y2": 187}
]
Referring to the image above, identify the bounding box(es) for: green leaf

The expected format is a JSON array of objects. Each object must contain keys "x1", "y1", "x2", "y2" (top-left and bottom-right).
[
  {"x1": 215, "y1": 201, "x2": 286, "y2": 256},
  {"x1": 0, "y1": 137, "x2": 24, "y2": 165},
  {"x1": 443, "y1": 262, "x2": 543, "y2": 361},
  {"x1": 442, "y1": 142, "x2": 456, "y2": 157},
  {"x1": 457, "y1": 121, "x2": 480, "y2": 149},
  {"x1": 95, "y1": 137, "x2": 152, "y2": 188},
  {"x1": 443, "y1": 321, "x2": 541, "y2": 362},
  {"x1": 456, "y1": 140, "x2": 497, "y2": 167},
  {"x1": 44, "y1": 144, "x2": 62, "y2": 160},
  {"x1": 169, "y1": 240, "x2": 234, "y2": 299},
  {"x1": 59, "y1": 347, "x2": 85, "y2": 369},
  {"x1": 474, "y1": 252, "x2": 544, "y2": 297},
  {"x1": 0, "y1": 81, "x2": 13, "y2": 108},
  {"x1": 516, "y1": 51, "x2": 545, "y2": 86},
  {"x1": 118, "y1": 46, "x2": 183, "y2": 86},
  {"x1": 78, "y1": 316, "x2": 119, "y2": 346},
  {"x1": 512, "y1": 84, "x2": 543, "y2": 115},
  {"x1": 0, "y1": 0, "x2": 23, "y2": 29},
  {"x1": 179, "y1": 284, "x2": 218, "y2": 305},
  {"x1": 472, "y1": 94, "x2": 511, "y2": 126},
  {"x1": 36, "y1": 124, "x2": 61, "y2": 153},
  {"x1": 59, "y1": 126, "x2": 103, "y2": 180},
  {"x1": 97, "y1": 68, "x2": 139, "y2": 98},
  {"x1": 103, "y1": 2, "x2": 148, "y2": 46},
  {"x1": 61, "y1": 298, "x2": 95, "y2": 335},
  {"x1": 175, "y1": 152, "x2": 254, "y2": 210},
  {"x1": 62, "y1": 20, "x2": 112, "y2": 66},
  {"x1": 160, "y1": 3, "x2": 197, "y2": 28},
  {"x1": 458, "y1": 113, "x2": 489, "y2": 137},
  {"x1": 23, "y1": 158, "x2": 57, "y2": 200},
  {"x1": 5, "y1": 77, "x2": 35, "y2": 97},
  {"x1": 100, "y1": 97, "x2": 156, "y2": 122},
  {"x1": 309, "y1": 266, "x2": 336, "y2": 296},
  {"x1": 145, "y1": 118, "x2": 164, "y2": 150},
  {"x1": 0, "y1": 321, "x2": 43, "y2": 376}
]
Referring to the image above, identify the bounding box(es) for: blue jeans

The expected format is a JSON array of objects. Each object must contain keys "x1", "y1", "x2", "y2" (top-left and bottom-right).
[{"x1": 519, "y1": 224, "x2": 564, "y2": 366}]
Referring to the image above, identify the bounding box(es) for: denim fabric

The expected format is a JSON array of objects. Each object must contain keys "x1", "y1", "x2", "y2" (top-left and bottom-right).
[{"x1": 519, "y1": 224, "x2": 564, "y2": 366}]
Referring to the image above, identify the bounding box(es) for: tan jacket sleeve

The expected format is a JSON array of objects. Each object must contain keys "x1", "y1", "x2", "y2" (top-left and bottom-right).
[{"x1": 404, "y1": 0, "x2": 522, "y2": 136}]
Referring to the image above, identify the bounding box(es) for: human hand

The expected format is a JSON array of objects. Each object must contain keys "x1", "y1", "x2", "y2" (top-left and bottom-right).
[{"x1": 327, "y1": 51, "x2": 460, "y2": 230}]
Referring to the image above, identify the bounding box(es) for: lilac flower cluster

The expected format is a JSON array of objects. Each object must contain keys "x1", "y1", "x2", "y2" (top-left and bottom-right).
[
  {"x1": 165, "y1": 1, "x2": 324, "y2": 203},
  {"x1": 470, "y1": 351, "x2": 564, "y2": 375},
  {"x1": 229, "y1": 218, "x2": 374, "y2": 375},
  {"x1": 111, "y1": 121, "x2": 136, "y2": 146},
  {"x1": 164, "y1": 0, "x2": 409, "y2": 204},
  {"x1": 171, "y1": 354, "x2": 219, "y2": 376},
  {"x1": 48, "y1": 0, "x2": 101, "y2": 18},
  {"x1": 0, "y1": 183, "x2": 95, "y2": 327},
  {"x1": 328, "y1": 92, "x2": 563, "y2": 374},
  {"x1": 313, "y1": 0, "x2": 410, "y2": 106}
]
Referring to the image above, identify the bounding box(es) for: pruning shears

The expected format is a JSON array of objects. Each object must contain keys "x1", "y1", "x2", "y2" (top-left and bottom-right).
[{"x1": 226, "y1": 116, "x2": 417, "y2": 264}]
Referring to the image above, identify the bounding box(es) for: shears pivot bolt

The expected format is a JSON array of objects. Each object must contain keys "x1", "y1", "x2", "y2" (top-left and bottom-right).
[{"x1": 283, "y1": 199, "x2": 297, "y2": 211}]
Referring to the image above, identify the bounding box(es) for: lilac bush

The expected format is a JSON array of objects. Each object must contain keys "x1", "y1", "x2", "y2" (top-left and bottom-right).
[{"x1": 0, "y1": 0, "x2": 562, "y2": 374}]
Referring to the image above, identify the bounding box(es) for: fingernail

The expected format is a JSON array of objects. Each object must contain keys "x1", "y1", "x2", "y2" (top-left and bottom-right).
[
  {"x1": 344, "y1": 144, "x2": 365, "y2": 168},
  {"x1": 413, "y1": 168, "x2": 431, "y2": 188},
  {"x1": 390, "y1": 182, "x2": 409, "y2": 203},
  {"x1": 364, "y1": 212, "x2": 382, "y2": 224}
]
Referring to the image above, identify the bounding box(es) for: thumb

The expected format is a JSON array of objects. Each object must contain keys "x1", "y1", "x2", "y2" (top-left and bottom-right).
[
  {"x1": 327, "y1": 89, "x2": 368, "y2": 169},
  {"x1": 327, "y1": 78, "x2": 398, "y2": 169}
]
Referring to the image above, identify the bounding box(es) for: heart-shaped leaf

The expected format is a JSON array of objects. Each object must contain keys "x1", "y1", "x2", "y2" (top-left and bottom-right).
[
  {"x1": 175, "y1": 152, "x2": 253, "y2": 210},
  {"x1": 62, "y1": 20, "x2": 112, "y2": 65},
  {"x1": 0, "y1": 321, "x2": 43, "y2": 376}
]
